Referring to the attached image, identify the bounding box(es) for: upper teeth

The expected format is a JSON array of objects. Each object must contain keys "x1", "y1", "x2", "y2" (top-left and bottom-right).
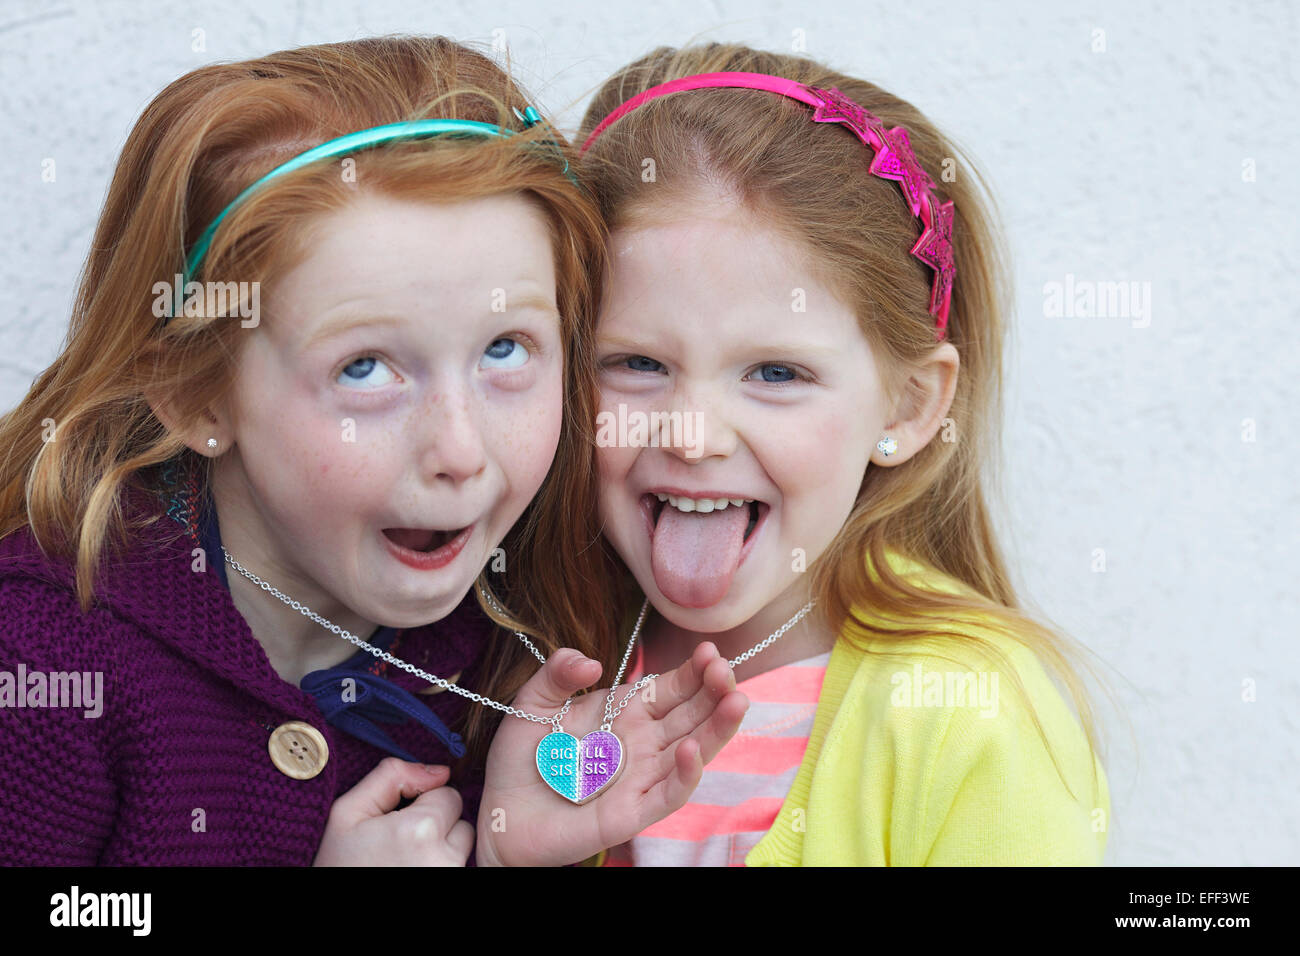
[{"x1": 655, "y1": 493, "x2": 752, "y2": 514}]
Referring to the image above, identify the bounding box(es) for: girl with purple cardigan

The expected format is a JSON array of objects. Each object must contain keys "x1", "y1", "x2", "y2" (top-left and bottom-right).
[{"x1": 0, "y1": 35, "x2": 744, "y2": 866}]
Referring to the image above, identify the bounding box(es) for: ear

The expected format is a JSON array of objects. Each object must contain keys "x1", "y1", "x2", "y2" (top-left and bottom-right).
[
  {"x1": 870, "y1": 341, "x2": 959, "y2": 467},
  {"x1": 145, "y1": 387, "x2": 233, "y2": 459}
]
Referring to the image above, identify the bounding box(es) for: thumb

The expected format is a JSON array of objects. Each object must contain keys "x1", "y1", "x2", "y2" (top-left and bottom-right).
[
  {"x1": 511, "y1": 648, "x2": 603, "y2": 715},
  {"x1": 330, "y1": 757, "x2": 450, "y2": 825}
]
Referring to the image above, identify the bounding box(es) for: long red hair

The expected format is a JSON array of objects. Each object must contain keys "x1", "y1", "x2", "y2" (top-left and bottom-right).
[{"x1": 0, "y1": 35, "x2": 621, "y2": 766}]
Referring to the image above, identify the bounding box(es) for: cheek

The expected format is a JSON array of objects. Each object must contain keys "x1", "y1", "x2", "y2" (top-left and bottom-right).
[
  {"x1": 595, "y1": 442, "x2": 638, "y2": 526},
  {"x1": 765, "y1": 407, "x2": 871, "y2": 512},
  {"x1": 493, "y1": 368, "x2": 564, "y2": 501},
  {"x1": 595, "y1": 439, "x2": 636, "y2": 482},
  {"x1": 595, "y1": 380, "x2": 645, "y2": 482},
  {"x1": 251, "y1": 404, "x2": 380, "y2": 508},
  {"x1": 231, "y1": 370, "x2": 324, "y2": 480},
  {"x1": 228, "y1": 394, "x2": 383, "y2": 543}
]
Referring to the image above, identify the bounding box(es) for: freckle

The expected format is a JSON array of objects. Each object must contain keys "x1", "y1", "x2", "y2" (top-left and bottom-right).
[{"x1": 321, "y1": 462, "x2": 330, "y2": 476}]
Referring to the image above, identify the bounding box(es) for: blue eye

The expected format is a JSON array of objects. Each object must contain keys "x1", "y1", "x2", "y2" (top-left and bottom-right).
[
  {"x1": 481, "y1": 337, "x2": 529, "y2": 370},
  {"x1": 624, "y1": 355, "x2": 665, "y2": 373},
  {"x1": 338, "y1": 355, "x2": 396, "y2": 389},
  {"x1": 751, "y1": 363, "x2": 797, "y2": 383}
]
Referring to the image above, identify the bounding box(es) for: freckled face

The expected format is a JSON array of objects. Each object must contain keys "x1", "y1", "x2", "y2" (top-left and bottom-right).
[
  {"x1": 595, "y1": 198, "x2": 889, "y2": 632},
  {"x1": 223, "y1": 192, "x2": 563, "y2": 627}
]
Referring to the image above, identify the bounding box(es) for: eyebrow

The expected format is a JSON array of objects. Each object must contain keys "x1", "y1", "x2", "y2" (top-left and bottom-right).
[
  {"x1": 302, "y1": 314, "x2": 405, "y2": 351},
  {"x1": 503, "y1": 295, "x2": 563, "y2": 321},
  {"x1": 302, "y1": 296, "x2": 562, "y2": 351}
]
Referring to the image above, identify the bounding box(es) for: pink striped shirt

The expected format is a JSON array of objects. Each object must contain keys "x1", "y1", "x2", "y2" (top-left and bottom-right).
[{"x1": 601, "y1": 642, "x2": 831, "y2": 867}]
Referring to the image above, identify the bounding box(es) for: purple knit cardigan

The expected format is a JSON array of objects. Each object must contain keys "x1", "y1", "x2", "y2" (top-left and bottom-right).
[{"x1": 0, "y1": 463, "x2": 493, "y2": 865}]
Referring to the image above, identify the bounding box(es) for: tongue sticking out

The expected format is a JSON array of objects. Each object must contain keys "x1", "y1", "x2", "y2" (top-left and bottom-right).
[{"x1": 651, "y1": 504, "x2": 749, "y2": 608}]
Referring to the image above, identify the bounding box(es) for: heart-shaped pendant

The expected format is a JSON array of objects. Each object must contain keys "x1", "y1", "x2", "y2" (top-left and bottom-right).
[{"x1": 535, "y1": 730, "x2": 624, "y2": 804}]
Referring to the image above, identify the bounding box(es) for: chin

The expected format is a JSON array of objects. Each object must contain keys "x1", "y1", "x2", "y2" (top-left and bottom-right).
[{"x1": 381, "y1": 588, "x2": 470, "y2": 629}]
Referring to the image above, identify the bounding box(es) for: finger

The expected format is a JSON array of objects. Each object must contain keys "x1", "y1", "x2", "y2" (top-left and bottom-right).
[
  {"x1": 640, "y1": 641, "x2": 720, "y2": 720},
  {"x1": 395, "y1": 786, "x2": 465, "y2": 851},
  {"x1": 653, "y1": 688, "x2": 748, "y2": 780},
  {"x1": 655, "y1": 654, "x2": 738, "y2": 746},
  {"x1": 686, "y1": 689, "x2": 749, "y2": 767},
  {"x1": 447, "y1": 819, "x2": 475, "y2": 862},
  {"x1": 331, "y1": 757, "x2": 450, "y2": 825},
  {"x1": 643, "y1": 736, "x2": 706, "y2": 823},
  {"x1": 510, "y1": 648, "x2": 603, "y2": 717},
  {"x1": 407, "y1": 781, "x2": 464, "y2": 826}
]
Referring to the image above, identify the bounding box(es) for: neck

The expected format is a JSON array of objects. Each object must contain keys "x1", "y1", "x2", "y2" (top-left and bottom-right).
[
  {"x1": 211, "y1": 456, "x2": 378, "y2": 685},
  {"x1": 641, "y1": 577, "x2": 835, "y2": 685}
]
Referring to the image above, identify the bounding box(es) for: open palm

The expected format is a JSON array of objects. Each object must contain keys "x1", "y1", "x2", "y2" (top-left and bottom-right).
[{"x1": 476, "y1": 642, "x2": 747, "y2": 867}]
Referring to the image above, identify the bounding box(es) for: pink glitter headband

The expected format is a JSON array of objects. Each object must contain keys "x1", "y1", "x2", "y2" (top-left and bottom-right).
[{"x1": 581, "y1": 71, "x2": 955, "y2": 340}]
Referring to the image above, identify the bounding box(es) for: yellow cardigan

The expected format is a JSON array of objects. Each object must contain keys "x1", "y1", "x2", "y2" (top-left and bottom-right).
[{"x1": 745, "y1": 549, "x2": 1110, "y2": 866}]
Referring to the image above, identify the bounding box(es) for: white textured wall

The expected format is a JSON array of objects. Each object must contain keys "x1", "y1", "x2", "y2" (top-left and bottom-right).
[{"x1": 1, "y1": 0, "x2": 1296, "y2": 866}]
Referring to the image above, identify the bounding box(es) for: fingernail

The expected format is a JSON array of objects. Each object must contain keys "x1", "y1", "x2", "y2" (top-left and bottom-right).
[{"x1": 423, "y1": 764, "x2": 448, "y2": 775}]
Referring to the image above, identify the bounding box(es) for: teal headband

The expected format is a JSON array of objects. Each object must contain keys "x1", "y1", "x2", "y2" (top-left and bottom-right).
[{"x1": 178, "y1": 105, "x2": 572, "y2": 292}]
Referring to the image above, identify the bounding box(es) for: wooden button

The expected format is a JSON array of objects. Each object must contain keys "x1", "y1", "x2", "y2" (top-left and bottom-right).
[
  {"x1": 417, "y1": 670, "x2": 461, "y2": 695},
  {"x1": 268, "y1": 720, "x2": 329, "y2": 779}
]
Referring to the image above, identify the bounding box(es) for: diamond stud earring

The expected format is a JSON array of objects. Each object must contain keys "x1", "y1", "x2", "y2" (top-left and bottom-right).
[
  {"x1": 876, "y1": 436, "x2": 898, "y2": 457},
  {"x1": 207, "y1": 438, "x2": 218, "y2": 450}
]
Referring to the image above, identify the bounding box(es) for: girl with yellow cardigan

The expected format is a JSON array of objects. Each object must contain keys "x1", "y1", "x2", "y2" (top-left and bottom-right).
[{"x1": 576, "y1": 42, "x2": 1112, "y2": 866}]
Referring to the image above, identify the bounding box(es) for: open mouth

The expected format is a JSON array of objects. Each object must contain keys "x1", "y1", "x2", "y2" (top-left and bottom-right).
[
  {"x1": 638, "y1": 492, "x2": 770, "y2": 609},
  {"x1": 644, "y1": 493, "x2": 763, "y2": 542},
  {"x1": 381, "y1": 527, "x2": 468, "y2": 552}
]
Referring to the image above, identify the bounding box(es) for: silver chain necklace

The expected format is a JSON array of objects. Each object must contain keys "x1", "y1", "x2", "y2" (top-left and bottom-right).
[{"x1": 221, "y1": 545, "x2": 814, "y2": 804}]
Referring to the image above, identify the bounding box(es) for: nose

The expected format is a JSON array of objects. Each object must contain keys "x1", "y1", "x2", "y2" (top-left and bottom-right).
[
  {"x1": 419, "y1": 382, "x2": 488, "y2": 484},
  {"x1": 658, "y1": 378, "x2": 737, "y2": 463}
]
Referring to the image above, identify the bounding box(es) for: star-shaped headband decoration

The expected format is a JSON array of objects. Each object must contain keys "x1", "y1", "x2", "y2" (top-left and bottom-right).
[
  {"x1": 912, "y1": 195, "x2": 955, "y2": 333},
  {"x1": 809, "y1": 86, "x2": 951, "y2": 337},
  {"x1": 870, "y1": 127, "x2": 936, "y2": 218},
  {"x1": 810, "y1": 88, "x2": 933, "y2": 217},
  {"x1": 580, "y1": 72, "x2": 957, "y2": 341}
]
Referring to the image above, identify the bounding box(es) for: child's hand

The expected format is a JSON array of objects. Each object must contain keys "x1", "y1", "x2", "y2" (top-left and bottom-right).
[
  {"x1": 313, "y1": 757, "x2": 473, "y2": 866},
  {"x1": 476, "y1": 642, "x2": 747, "y2": 867}
]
